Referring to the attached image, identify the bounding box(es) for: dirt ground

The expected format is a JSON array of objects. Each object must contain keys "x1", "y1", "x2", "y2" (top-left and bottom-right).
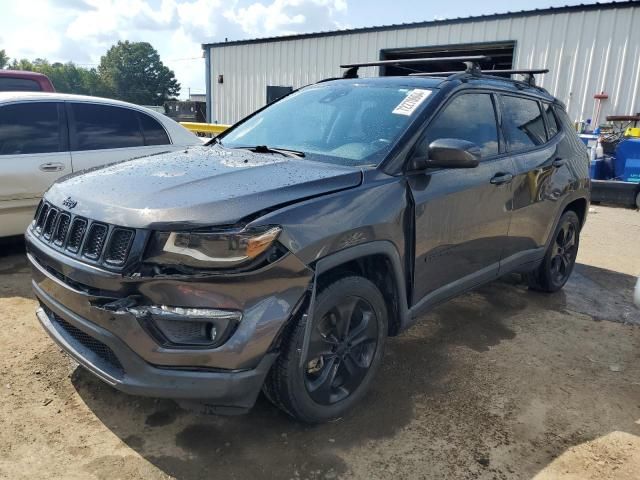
[{"x1": 0, "y1": 205, "x2": 639, "y2": 480}]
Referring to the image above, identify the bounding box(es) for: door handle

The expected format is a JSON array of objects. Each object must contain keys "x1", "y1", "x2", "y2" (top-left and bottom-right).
[
  {"x1": 552, "y1": 158, "x2": 566, "y2": 168},
  {"x1": 490, "y1": 172, "x2": 514, "y2": 185},
  {"x1": 39, "y1": 162, "x2": 65, "y2": 172}
]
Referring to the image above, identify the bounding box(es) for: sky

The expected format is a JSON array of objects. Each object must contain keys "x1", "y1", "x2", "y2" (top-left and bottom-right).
[{"x1": 0, "y1": 0, "x2": 603, "y2": 99}]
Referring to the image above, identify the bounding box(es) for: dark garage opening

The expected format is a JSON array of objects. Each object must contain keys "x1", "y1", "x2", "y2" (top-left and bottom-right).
[
  {"x1": 266, "y1": 86, "x2": 293, "y2": 104},
  {"x1": 380, "y1": 41, "x2": 515, "y2": 76}
]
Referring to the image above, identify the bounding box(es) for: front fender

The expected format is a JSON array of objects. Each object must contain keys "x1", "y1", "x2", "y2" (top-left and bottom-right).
[
  {"x1": 296, "y1": 240, "x2": 412, "y2": 369},
  {"x1": 314, "y1": 240, "x2": 411, "y2": 326}
]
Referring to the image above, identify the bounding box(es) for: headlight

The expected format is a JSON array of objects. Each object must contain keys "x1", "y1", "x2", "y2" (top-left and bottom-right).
[{"x1": 145, "y1": 226, "x2": 282, "y2": 269}]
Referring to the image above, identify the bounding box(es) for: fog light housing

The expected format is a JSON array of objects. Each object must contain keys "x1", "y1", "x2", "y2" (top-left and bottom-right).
[{"x1": 129, "y1": 305, "x2": 241, "y2": 348}]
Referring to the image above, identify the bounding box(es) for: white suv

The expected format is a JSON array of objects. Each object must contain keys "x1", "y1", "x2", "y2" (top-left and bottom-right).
[{"x1": 0, "y1": 92, "x2": 201, "y2": 237}]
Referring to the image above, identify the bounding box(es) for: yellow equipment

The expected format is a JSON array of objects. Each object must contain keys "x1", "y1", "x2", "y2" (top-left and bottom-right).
[{"x1": 180, "y1": 122, "x2": 230, "y2": 135}]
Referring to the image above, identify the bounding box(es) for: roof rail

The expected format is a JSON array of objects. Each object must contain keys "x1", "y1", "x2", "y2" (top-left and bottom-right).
[
  {"x1": 409, "y1": 68, "x2": 549, "y2": 86},
  {"x1": 340, "y1": 55, "x2": 490, "y2": 79}
]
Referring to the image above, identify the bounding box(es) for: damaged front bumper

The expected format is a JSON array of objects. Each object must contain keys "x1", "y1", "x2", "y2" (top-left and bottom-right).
[{"x1": 26, "y1": 227, "x2": 313, "y2": 410}]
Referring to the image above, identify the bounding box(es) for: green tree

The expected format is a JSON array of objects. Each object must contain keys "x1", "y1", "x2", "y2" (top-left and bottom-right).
[
  {"x1": 6, "y1": 41, "x2": 178, "y2": 104},
  {"x1": 98, "y1": 41, "x2": 180, "y2": 105},
  {"x1": 9, "y1": 58, "x2": 35, "y2": 71},
  {"x1": 8, "y1": 58, "x2": 112, "y2": 97},
  {"x1": 0, "y1": 50, "x2": 8, "y2": 69}
]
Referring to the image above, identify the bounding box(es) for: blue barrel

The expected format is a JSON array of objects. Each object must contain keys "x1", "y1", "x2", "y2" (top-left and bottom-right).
[
  {"x1": 615, "y1": 139, "x2": 640, "y2": 182},
  {"x1": 590, "y1": 158, "x2": 606, "y2": 180}
]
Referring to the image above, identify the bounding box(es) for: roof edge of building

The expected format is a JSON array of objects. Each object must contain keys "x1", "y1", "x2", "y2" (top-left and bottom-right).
[{"x1": 201, "y1": 0, "x2": 640, "y2": 49}]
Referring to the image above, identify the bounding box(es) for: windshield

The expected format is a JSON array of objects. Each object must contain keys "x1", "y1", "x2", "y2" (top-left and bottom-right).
[{"x1": 219, "y1": 84, "x2": 433, "y2": 166}]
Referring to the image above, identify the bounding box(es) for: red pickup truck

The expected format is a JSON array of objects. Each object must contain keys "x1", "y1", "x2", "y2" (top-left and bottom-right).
[{"x1": 0, "y1": 70, "x2": 55, "y2": 92}]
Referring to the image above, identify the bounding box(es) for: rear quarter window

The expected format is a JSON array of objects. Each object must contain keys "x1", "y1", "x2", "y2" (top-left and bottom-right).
[
  {"x1": 552, "y1": 105, "x2": 573, "y2": 132},
  {"x1": 543, "y1": 103, "x2": 560, "y2": 139},
  {"x1": 139, "y1": 113, "x2": 170, "y2": 145}
]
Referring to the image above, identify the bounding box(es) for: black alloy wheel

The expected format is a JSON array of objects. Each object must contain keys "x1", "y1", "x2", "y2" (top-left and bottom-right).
[
  {"x1": 527, "y1": 210, "x2": 580, "y2": 292},
  {"x1": 549, "y1": 218, "x2": 578, "y2": 285},
  {"x1": 304, "y1": 295, "x2": 379, "y2": 405},
  {"x1": 263, "y1": 275, "x2": 388, "y2": 423}
]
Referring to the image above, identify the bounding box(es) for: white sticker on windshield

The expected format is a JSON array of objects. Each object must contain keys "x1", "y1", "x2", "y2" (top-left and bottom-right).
[{"x1": 392, "y1": 89, "x2": 431, "y2": 116}]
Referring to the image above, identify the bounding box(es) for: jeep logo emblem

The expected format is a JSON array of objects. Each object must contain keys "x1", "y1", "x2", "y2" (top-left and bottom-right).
[{"x1": 62, "y1": 197, "x2": 77, "y2": 209}]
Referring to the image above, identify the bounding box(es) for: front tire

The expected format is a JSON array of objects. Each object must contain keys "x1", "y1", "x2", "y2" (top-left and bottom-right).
[
  {"x1": 263, "y1": 275, "x2": 388, "y2": 423},
  {"x1": 527, "y1": 210, "x2": 580, "y2": 292}
]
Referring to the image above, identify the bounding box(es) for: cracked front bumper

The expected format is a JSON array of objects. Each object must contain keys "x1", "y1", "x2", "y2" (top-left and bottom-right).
[
  {"x1": 26, "y1": 227, "x2": 312, "y2": 408},
  {"x1": 36, "y1": 299, "x2": 276, "y2": 410}
]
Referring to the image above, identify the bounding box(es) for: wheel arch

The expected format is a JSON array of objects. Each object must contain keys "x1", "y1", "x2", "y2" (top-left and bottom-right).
[
  {"x1": 544, "y1": 193, "x2": 589, "y2": 251},
  {"x1": 313, "y1": 241, "x2": 410, "y2": 336},
  {"x1": 563, "y1": 197, "x2": 588, "y2": 229}
]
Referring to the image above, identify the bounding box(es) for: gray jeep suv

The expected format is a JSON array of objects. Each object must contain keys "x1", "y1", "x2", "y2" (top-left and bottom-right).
[{"x1": 26, "y1": 61, "x2": 589, "y2": 422}]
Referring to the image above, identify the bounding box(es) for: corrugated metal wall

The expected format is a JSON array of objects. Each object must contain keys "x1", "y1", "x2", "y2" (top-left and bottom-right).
[{"x1": 207, "y1": 5, "x2": 640, "y2": 125}]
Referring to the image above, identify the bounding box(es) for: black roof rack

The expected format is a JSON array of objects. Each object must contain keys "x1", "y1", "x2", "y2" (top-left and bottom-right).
[
  {"x1": 409, "y1": 68, "x2": 549, "y2": 86},
  {"x1": 340, "y1": 55, "x2": 490, "y2": 79}
]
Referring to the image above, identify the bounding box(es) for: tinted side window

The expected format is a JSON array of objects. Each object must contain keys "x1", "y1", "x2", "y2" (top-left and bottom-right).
[
  {"x1": 543, "y1": 103, "x2": 560, "y2": 139},
  {"x1": 424, "y1": 93, "x2": 499, "y2": 157},
  {"x1": 501, "y1": 96, "x2": 546, "y2": 151},
  {"x1": 0, "y1": 77, "x2": 41, "y2": 92},
  {"x1": 71, "y1": 103, "x2": 143, "y2": 151},
  {"x1": 139, "y1": 113, "x2": 170, "y2": 145},
  {"x1": 0, "y1": 102, "x2": 60, "y2": 155}
]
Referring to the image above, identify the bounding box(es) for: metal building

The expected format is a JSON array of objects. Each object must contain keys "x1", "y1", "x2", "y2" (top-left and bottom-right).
[{"x1": 202, "y1": 1, "x2": 640, "y2": 126}]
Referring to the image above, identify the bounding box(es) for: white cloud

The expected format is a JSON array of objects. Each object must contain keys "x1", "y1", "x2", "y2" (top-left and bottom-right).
[
  {"x1": 2, "y1": 0, "x2": 65, "y2": 59},
  {"x1": 224, "y1": 0, "x2": 347, "y2": 36},
  {"x1": 0, "y1": 0, "x2": 348, "y2": 97},
  {"x1": 65, "y1": 0, "x2": 179, "y2": 41}
]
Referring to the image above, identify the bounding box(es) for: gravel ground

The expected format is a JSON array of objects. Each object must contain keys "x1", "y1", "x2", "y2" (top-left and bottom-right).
[{"x1": 0, "y1": 205, "x2": 638, "y2": 480}]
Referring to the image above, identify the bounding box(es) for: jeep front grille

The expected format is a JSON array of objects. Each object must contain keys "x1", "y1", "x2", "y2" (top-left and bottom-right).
[
  {"x1": 82, "y1": 223, "x2": 108, "y2": 259},
  {"x1": 31, "y1": 201, "x2": 136, "y2": 270},
  {"x1": 53, "y1": 213, "x2": 70, "y2": 246},
  {"x1": 66, "y1": 218, "x2": 87, "y2": 253},
  {"x1": 35, "y1": 202, "x2": 49, "y2": 232},
  {"x1": 42, "y1": 207, "x2": 58, "y2": 239},
  {"x1": 104, "y1": 229, "x2": 135, "y2": 266}
]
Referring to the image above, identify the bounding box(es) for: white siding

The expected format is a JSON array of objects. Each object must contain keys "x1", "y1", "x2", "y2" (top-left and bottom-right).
[{"x1": 207, "y1": 6, "x2": 640, "y2": 125}]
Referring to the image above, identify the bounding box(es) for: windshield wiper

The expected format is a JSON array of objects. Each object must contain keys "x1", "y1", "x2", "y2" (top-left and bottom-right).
[{"x1": 236, "y1": 145, "x2": 305, "y2": 158}]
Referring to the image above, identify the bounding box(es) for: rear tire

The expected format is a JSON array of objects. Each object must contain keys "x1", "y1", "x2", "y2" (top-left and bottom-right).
[
  {"x1": 527, "y1": 210, "x2": 580, "y2": 292},
  {"x1": 263, "y1": 275, "x2": 388, "y2": 423}
]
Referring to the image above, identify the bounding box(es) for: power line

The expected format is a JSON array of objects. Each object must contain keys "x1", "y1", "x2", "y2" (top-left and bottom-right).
[{"x1": 166, "y1": 56, "x2": 204, "y2": 62}]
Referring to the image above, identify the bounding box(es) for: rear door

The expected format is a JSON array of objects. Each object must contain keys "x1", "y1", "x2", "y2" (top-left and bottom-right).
[
  {"x1": 67, "y1": 102, "x2": 174, "y2": 173},
  {"x1": 497, "y1": 95, "x2": 570, "y2": 270},
  {"x1": 0, "y1": 101, "x2": 71, "y2": 236},
  {"x1": 408, "y1": 91, "x2": 514, "y2": 308}
]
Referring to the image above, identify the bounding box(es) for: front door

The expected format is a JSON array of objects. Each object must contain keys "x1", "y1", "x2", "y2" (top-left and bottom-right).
[
  {"x1": 0, "y1": 101, "x2": 71, "y2": 236},
  {"x1": 408, "y1": 91, "x2": 514, "y2": 308}
]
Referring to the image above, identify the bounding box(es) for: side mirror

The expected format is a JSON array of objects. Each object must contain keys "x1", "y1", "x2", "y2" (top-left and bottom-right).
[{"x1": 410, "y1": 138, "x2": 481, "y2": 170}]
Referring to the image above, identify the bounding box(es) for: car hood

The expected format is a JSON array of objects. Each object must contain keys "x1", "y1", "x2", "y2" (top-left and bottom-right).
[{"x1": 45, "y1": 145, "x2": 362, "y2": 229}]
